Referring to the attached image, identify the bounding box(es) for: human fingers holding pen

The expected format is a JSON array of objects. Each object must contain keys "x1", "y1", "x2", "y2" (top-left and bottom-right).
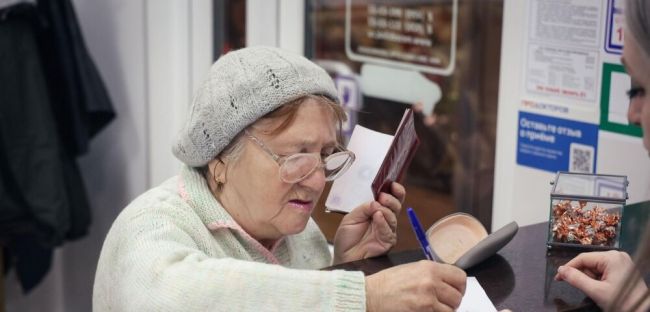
[{"x1": 365, "y1": 260, "x2": 467, "y2": 312}]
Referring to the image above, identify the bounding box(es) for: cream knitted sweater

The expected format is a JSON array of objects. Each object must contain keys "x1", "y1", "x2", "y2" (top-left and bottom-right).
[{"x1": 93, "y1": 166, "x2": 366, "y2": 311}]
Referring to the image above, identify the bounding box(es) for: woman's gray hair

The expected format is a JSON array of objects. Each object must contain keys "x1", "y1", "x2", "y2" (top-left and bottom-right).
[
  {"x1": 198, "y1": 132, "x2": 246, "y2": 178},
  {"x1": 626, "y1": 0, "x2": 650, "y2": 60}
]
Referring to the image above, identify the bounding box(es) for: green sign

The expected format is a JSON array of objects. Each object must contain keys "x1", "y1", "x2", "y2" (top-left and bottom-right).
[{"x1": 600, "y1": 63, "x2": 643, "y2": 137}]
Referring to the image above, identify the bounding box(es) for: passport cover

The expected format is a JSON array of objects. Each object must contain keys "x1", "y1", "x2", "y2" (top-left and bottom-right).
[{"x1": 371, "y1": 108, "x2": 420, "y2": 199}]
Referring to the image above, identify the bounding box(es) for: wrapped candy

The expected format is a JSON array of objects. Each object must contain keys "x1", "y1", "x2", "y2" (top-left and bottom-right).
[{"x1": 550, "y1": 200, "x2": 620, "y2": 247}]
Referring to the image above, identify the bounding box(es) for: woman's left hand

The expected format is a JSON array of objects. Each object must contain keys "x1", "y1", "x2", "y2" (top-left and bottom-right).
[{"x1": 332, "y1": 182, "x2": 406, "y2": 264}]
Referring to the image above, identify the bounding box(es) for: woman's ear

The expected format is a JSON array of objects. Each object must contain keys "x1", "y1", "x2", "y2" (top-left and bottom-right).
[
  {"x1": 216, "y1": 158, "x2": 227, "y2": 185},
  {"x1": 207, "y1": 158, "x2": 227, "y2": 191}
]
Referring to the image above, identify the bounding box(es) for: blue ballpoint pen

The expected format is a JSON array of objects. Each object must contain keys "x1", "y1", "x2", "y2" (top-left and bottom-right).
[{"x1": 406, "y1": 207, "x2": 438, "y2": 262}]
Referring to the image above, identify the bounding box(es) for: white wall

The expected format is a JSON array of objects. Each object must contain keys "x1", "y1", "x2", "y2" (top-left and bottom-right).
[
  {"x1": 247, "y1": 0, "x2": 304, "y2": 54},
  {"x1": 491, "y1": 0, "x2": 524, "y2": 230},
  {"x1": 4, "y1": 1, "x2": 211, "y2": 311},
  {"x1": 146, "y1": 0, "x2": 213, "y2": 185},
  {"x1": 493, "y1": 0, "x2": 650, "y2": 230}
]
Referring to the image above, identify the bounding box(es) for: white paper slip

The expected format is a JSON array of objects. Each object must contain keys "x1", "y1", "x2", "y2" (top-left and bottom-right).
[
  {"x1": 457, "y1": 277, "x2": 497, "y2": 312},
  {"x1": 325, "y1": 125, "x2": 393, "y2": 213}
]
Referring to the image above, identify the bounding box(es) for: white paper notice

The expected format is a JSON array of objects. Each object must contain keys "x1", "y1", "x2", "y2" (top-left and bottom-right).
[
  {"x1": 524, "y1": 0, "x2": 604, "y2": 105},
  {"x1": 325, "y1": 125, "x2": 393, "y2": 213},
  {"x1": 528, "y1": 0, "x2": 603, "y2": 47},
  {"x1": 526, "y1": 43, "x2": 598, "y2": 102},
  {"x1": 456, "y1": 277, "x2": 497, "y2": 312}
]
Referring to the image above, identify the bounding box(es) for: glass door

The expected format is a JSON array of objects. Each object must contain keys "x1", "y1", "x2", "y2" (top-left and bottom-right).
[{"x1": 306, "y1": 0, "x2": 504, "y2": 251}]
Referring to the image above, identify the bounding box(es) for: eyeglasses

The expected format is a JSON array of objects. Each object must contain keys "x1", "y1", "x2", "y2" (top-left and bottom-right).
[{"x1": 244, "y1": 130, "x2": 355, "y2": 184}]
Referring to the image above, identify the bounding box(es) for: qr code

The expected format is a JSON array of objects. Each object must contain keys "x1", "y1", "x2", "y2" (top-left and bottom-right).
[{"x1": 569, "y1": 143, "x2": 594, "y2": 173}]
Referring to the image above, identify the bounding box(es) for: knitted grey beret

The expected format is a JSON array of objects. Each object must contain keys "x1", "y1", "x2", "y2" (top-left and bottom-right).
[{"x1": 172, "y1": 46, "x2": 340, "y2": 167}]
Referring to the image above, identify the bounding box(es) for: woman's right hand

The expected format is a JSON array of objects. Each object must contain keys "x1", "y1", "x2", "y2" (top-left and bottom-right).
[{"x1": 365, "y1": 260, "x2": 467, "y2": 312}]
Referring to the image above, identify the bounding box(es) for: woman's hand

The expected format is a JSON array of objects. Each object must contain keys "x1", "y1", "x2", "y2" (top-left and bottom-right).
[
  {"x1": 554, "y1": 250, "x2": 649, "y2": 311},
  {"x1": 365, "y1": 260, "x2": 467, "y2": 312},
  {"x1": 332, "y1": 182, "x2": 405, "y2": 264}
]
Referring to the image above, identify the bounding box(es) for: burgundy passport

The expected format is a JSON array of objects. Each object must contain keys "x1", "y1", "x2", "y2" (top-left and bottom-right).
[{"x1": 371, "y1": 108, "x2": 420, "y2": 199}]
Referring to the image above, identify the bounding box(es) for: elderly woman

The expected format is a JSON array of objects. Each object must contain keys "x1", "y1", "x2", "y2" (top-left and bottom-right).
[
  {"x1": 93, "y1": 46, "x2": 466, "y2": 311},
  {"x1": 555, "y1": 0, "x2": 650, "y2": 311}
]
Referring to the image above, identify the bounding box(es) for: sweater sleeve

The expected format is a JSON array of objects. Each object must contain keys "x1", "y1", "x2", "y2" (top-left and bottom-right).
[{"x1": 93, "y1": 200, "x2": 366, "y2": 312}]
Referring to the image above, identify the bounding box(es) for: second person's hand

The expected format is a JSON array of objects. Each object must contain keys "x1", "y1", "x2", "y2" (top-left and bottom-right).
[{"x1": 554, "y1": 250, "x2": 649, "y2": 311}]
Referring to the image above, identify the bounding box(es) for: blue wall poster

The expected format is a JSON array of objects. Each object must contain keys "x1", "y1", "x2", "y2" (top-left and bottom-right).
[{"x1": 517, "y1": 111, "x2": 599, "y2": 173}]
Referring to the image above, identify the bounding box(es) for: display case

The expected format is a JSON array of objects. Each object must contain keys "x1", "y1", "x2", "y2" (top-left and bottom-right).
[{"x1": 547, "y1": 172, "x2": 628, "y2": 249}]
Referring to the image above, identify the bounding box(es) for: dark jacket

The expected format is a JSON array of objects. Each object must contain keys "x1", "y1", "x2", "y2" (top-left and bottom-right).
[{"x1": 0, "y1": 1, "x2": 114, "y2": 292}]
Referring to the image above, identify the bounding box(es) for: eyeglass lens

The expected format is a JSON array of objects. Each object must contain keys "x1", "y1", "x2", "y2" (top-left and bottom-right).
[{"x1": 280, "y1": 152, "x2": 353, "y2": 183}]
